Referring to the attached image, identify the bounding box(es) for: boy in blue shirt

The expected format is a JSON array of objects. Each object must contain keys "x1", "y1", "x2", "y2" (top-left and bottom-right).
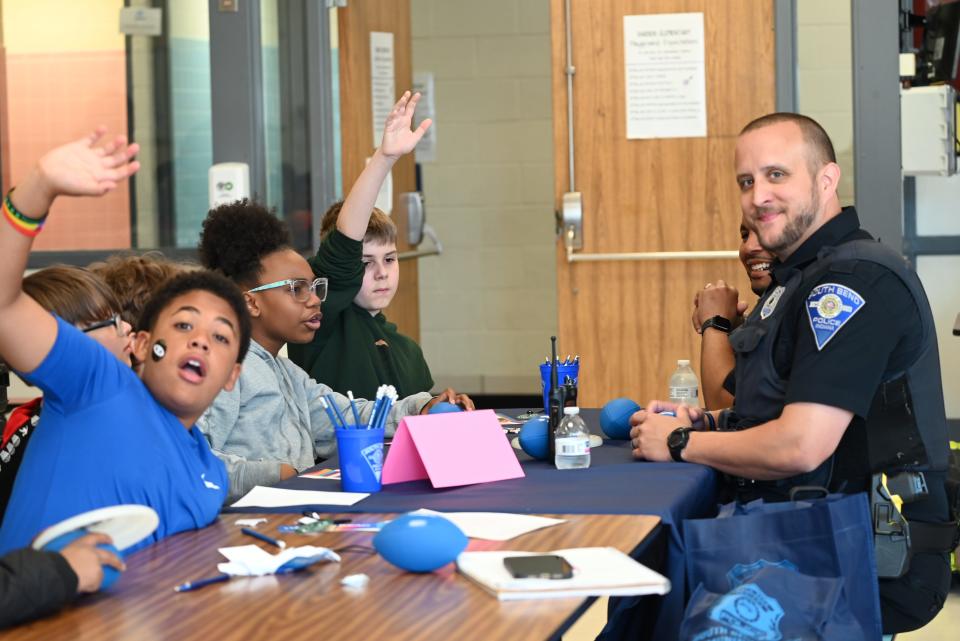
[{"x1": 0, "y1": 128, "x2": 251, "y2": 554}]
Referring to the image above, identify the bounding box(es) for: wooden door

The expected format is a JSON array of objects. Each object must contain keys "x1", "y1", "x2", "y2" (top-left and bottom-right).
[
  {"x1": 550, "y1": 0, "x2": 776, "y2": 405},
  {"x1": 337, "y1": 0, "x2": 420, "y2": 339}
]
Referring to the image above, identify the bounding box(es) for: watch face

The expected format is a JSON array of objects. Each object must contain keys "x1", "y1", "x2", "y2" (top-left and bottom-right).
[
  {"x1": 704, "y1": 316, "x2": 732, "y2": 333},
  {"x1": 668, "y1": 429, "x2": 688, "y2": 450}
]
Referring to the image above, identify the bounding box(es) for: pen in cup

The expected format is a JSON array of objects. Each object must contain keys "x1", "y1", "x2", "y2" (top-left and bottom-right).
[{"x1": 347, "y1": 391, "x2": 362, "y2": 427}]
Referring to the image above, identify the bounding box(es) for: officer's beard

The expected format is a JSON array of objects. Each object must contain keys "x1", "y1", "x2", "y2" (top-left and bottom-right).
[{"x1": 758, "y1": 184, "x2": 820, "y2": 257}]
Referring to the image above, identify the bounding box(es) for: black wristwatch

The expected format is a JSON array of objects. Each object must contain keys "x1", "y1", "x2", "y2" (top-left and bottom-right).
[
  {"x1": 700, "y1": 315, "x2": 732, "y2": 334},
  {"x1": 667, "y1": 427, "x2": 694, "y2": 462}
]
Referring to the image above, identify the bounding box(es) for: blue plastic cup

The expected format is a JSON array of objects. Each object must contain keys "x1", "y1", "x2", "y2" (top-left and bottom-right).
[
  {"x1": 336, "y1": 427, "x2": 384, "y2": 493},
  {"x1": 539, "y1": 361, "x2": 580, "y2": 415}
]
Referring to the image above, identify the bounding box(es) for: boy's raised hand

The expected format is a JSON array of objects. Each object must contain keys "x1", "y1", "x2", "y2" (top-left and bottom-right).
[
  {"x1": 33, "y1": 127, "x2": 140, "y2": 201},
  {"x1": 379, "y1": 91, "x2": 432, "y2": 160}
]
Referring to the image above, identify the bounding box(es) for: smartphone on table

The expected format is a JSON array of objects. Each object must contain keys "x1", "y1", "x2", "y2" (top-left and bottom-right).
[{"x1": 503, "y1": 554, "x2": 574, "y2": 579}]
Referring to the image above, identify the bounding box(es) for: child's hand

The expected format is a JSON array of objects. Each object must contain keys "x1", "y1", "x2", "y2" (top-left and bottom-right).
[
  {"x1": 421, "y1": 388, "x2": 476, "y2": 413},
  {"x1": 34, "y1": 127, "x2": 140, "y2": 201},
  {"x1": 379, "y1": 91, "x2": 432, "y2": 160}
]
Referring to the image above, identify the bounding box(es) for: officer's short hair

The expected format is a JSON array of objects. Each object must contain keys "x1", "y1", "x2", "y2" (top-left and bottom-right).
[{"x1": 740, "y1": 113, "x2": 837, "y2": 176}]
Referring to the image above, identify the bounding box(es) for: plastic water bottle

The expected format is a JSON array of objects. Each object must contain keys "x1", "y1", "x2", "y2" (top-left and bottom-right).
[
  {"x1": 668, "y1": 359, "x2": 699, "y2": 406},
  {"x1": 554, "y1": 407, "x2": 591, "y2": 470}
]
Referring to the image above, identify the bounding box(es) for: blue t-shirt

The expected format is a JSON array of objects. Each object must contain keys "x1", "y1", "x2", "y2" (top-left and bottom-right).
[{"x1": 0, "y1": 317, "x2": 228, "y2": 554}]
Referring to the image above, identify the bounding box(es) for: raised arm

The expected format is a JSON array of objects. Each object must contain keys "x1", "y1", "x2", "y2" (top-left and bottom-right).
[
  {"x1": 336, "y1": 91, "x2": 431, "y2": 240},
  {"x1": 691, "y1": 280, "x2": 743, "y2": 409},
  {"x1": 0, "y1": 129, "x2": 138, "y2": 372}
]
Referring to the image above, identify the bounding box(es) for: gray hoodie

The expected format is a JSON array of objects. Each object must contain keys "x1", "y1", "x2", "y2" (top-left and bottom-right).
[{"x1": 198, "y1": 340, "x2": 431, "y2": 501}]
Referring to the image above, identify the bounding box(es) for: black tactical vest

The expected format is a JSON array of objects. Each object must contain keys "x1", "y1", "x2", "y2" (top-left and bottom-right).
[{"x1": 725, "y1": 239, "x2": 949, "y2": 503}]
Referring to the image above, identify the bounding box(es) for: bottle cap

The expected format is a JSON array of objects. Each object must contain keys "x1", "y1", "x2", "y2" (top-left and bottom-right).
[
  {"x1": 563, "y1": 406, "x2": 580, "y2": 416},
  {"x1": 677, "y1": 359, "x2": 690, "y2": 366}
]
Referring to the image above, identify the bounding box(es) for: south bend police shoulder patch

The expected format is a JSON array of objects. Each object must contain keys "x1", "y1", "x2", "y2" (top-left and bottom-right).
[{"x1": 806, "y1": 282, "x2": 865, "y2": 351}]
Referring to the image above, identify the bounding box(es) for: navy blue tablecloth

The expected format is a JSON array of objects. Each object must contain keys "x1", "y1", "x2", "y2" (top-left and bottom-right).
[{"x1": 226, "y1": 409, "x2": 719, "y2": 640}]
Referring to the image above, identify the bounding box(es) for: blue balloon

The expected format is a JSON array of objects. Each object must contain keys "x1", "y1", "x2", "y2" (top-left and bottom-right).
[
  {"x1": 518, "y1": 416, "x2": 550, "y2": 460},
  {"x1": 43, "y1": 528, "x2": 122, "y2": 590},
  {"x1": 600, "y1": 398, "x2": 641, "y2": 439},
  {"x1": 373, "y1": 513, "x2": 468, "y2": 573},
  {"x1": 428, "y1": 401, "x2": 463, "y2": 415}
]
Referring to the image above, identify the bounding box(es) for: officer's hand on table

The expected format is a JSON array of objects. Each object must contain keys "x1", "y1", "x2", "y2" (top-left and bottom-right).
[
  {"x1": 629, "y1": 402, "x2": 704, "y2": 461},
  {"x1": 691, "y1": 280, "x2": 747, "y2": 332},
  {"x1": 421, "y1": 388, "x2": 476, "y2": 413}
]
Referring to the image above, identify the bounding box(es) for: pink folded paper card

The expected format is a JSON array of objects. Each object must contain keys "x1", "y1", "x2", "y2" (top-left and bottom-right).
[{"x1": 381, "y1": 409, "x2": 525, "y2": 488}]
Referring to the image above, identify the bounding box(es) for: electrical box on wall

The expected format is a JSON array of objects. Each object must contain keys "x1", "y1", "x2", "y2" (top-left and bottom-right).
[
  {"x1": 208, "y1": 163, "x2": 251, "y2": 208},
  {"x1": 901, "y1": 85, "x2": 957, "y2": 176}
]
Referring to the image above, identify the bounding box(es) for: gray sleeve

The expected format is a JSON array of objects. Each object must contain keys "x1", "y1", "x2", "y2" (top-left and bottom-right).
[
  {"x1": 385, "y1": 392, "x2": 433, "y2": 435},
  {"x1": 300, "y1": 375, "x2": 432, "y2": 458},
  {"x1": 212, "y1": 451, "x2": 285, "y2": 504},
  {"x1": 198, "y1": 386, "x2": 284, "y2": 503}
]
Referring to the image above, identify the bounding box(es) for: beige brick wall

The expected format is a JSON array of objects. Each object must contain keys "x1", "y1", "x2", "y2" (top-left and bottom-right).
[
  {"x1": 412, "y1": 0, "x2": 556, "y2": 394},
  {"x1": 796, "y1": 0, "x2": 855, "y2": 203}
]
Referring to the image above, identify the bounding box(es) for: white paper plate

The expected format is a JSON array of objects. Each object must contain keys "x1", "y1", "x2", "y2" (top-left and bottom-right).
[
  {"x1": 511, "y1": 434, "x2": 603, "y2": 451},
  {"x1": 32, "y1": 505, "x2": 160, "y2": 552}
]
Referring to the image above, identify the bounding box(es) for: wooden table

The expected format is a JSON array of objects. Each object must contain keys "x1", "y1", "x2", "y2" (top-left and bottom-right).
[{"x1": 7, "y1": 512, "x2": 661, "y2": 641}]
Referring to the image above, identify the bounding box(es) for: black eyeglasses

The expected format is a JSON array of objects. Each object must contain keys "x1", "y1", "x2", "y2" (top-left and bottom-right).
[{"x1": 81, "y1": 313, "x2": 125, "y2": 336}]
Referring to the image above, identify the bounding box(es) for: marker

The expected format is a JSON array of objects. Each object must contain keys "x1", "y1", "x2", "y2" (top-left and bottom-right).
[
  {"x1": 241, "y1": 527, "x2": 286, "y2": 549},
  {"x1": 174, "y1": 573, "x2": 230, "y2": 593}
]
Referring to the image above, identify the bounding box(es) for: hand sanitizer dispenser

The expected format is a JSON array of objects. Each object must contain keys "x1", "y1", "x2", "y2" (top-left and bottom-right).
[{"x1": 208, "y1": 163, "x2": 250, "y2": 208}]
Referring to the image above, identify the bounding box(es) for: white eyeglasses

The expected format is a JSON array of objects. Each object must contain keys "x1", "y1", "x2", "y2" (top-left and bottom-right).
[{"x1": 247, "y1": 277, "x2": 328, "y2": 302}]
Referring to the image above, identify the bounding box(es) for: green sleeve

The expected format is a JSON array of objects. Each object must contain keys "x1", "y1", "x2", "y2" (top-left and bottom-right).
[
  {"x1": 291, "y1": 231, "x2": 366, "y2": 372},
  {"x1": 309, "y1": 230, "x2": 364, "y2": 326}
]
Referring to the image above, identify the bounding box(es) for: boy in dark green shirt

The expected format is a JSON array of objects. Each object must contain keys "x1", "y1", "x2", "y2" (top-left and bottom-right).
[{"x1": 289, "y1": 93, "x2": 467, "y2": 404}]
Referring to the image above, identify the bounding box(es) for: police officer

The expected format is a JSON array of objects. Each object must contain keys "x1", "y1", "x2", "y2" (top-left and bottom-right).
[{"x1": 629, "y1": 113, "x2": 956, "y2": 634}]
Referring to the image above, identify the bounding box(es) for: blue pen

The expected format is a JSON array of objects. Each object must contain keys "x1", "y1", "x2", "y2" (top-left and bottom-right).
[
  {"x1": 326, "y1": 394, "x2": 349, "y2": 429},
  {"x1": 346, "y1": 391, "x2": 362, "y2": 427},
  {"x1": 368, "y1": 391, "x2": 385, "y2": 430},
  {"x1": 174, "y1": 573, "x2": 230, "y2": 592},
  {"x1": 320, "y1": 397, "x2": 342, "y2": 430},
  {"x1": 378, "y1": 396, "x2": 395, "y2": 431},
  {"x1": 241, "y1": 527, "x2": 286, "y2": 549}
]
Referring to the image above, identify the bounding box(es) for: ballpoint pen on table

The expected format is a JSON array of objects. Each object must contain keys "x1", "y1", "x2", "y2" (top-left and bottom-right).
[
  {"x1": 241, "y1": 527, "x2": 286, "y2": 549},
  {"x1": 173, "y1": 573, "x2": 230, "y2": 592}
]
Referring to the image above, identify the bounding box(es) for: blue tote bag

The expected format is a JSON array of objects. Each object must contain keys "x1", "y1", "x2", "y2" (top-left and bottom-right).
[{"x1": 681, "y1": 492, "x2": 882, "y2": 640}]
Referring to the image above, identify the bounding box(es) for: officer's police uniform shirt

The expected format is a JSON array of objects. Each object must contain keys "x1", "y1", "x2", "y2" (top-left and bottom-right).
[
  {"x1": 749, "y1": 207, "x2": 927, "y2": 497},
  {"x1": 774, "y1": 208, "x2": 922, "y2": 414}
]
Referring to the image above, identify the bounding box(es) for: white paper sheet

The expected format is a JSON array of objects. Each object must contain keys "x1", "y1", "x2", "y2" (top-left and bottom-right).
[
  {"x1": 367, "y1": 155, "x2": 393, "y2": 215},
  {"x1": 623, "y1": 13, "x2": 707, "y2": 139},
  {"x1": 230, "y1": 485, "x2": 369, "y2": 508},
  {"x1": 412, "y1": 71, "x2": 437, "y2": 163},
  {"x1": 370, "y1": 31, "x2": 396, "y2": 147},
  {"x1": 413, "y1": 509, "x2": 565, "y2": 541}
]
